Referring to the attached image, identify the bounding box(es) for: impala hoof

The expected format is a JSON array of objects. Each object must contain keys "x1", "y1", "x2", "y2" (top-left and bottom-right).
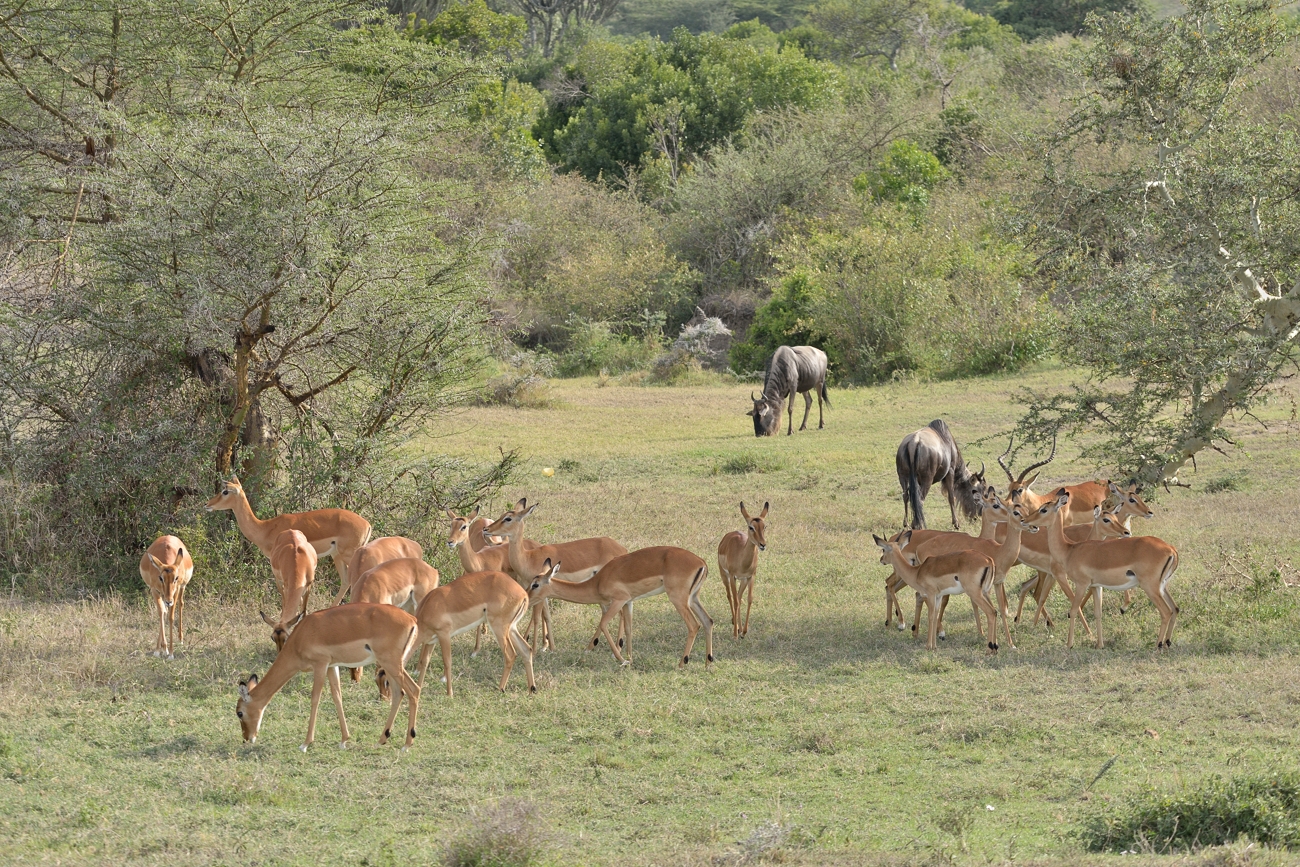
[
  {"x1": 897, "y1": 622, "x2": 907, "y2": 631},
  {"x1": 530, "y1": 685, "x2": 537, "y2": 693},
  {"x1": 620, "y1": 659, "x2": 631, "y2": 668},
  {"x1": 300, "y1": 744, "x2": 309, "y2": 753},
  {"x1": 339, "y1": 741, "x2": 348, "y2": 750},
  {"x1": 938, "y1": 631, "x2": 947, "y2": 641}
]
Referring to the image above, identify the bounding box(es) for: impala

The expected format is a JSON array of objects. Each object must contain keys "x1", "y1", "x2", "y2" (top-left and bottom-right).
[
  {"x1": 907, "y1": 487, "x2": 1033, "y2": 649},
  {"x1": 717, "y1": 501, "x2": 767, "y2": 638},
  {"x1": 260, "y1": 530, "x2": 318, "y2": 651},
  {"x1": 526, "y1": 547, "x2": 713, "y2": 668},
  {"x1": 1016, "y1": 489, "x2": 1179, "y2": 649},
  {"x1": 334, "y1": 536, "x2": 423, "y2": 605},
  {"x1": 484, "y1": 499, "x2": 628, "y2": 652},
  {"x1": 206, "y1": 476, "x2": 371, "y2": 600},
  {"x1": 348, "y1": 557, "x2": 441, "y2": 699},
  {"x1": 139, "y1": 535, "x2": 194, "y2": 659},
  {"x1": 412, "y1": 568, "x2": 535, "y2": 697},
  {"x1": 236, "y1": 603, "x2": 421, "y2": 751},
  {"x1": 874, "y1": 531, "x2": 999, "y2": 652},
  {"x1": 446, "y1": 506, "x2": 547, "y2": 653},
  {"x1": 883, "y1": 486, "x2": 1005, "y2": 631}
]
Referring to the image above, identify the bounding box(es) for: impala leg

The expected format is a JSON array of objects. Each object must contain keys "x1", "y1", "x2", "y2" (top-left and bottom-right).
[
  {"x1": 971, "y1": 590, "x2": 998, "y2": 651},
  {"x1": 926, "y1": 595, "x2": 940, "y2": 650},
  {"x1": 304, "y1": 665, "x2": 327, "y2": 751},
  {"x1": 885, "y1": 573, "x2": 896, "y2": 627},
  {"x1": 1013, "y1": 574, "x2": 1036, "y2": 624},
  {"x1": 1120, "y1": 588, "x2": 1135, "y2": 614},
  {"x1": 381, "y1": 661, "x2": 416, "y2": 747},
  {"x1": 741, "y1": 578, "x2": 753, "y2": 638},
  {"x1": 415, "y1": 642, "x2": 434, "y2": 692},
  {"x1": 542, "y1": 602, "x2": 557, "y2": 652},
  {"x1": 799, "y1": 390, "x2": 812, "y2": 431},
  {"x1": 618, "y1": 603, "x2": 632, "y2": 654},
  {"x1": 332, "y1": 555, "x2": 349, "y2": 608},
  {"x1": 471, "y1": 622, "x2": 484, "y2": 658},
  {"x1": 351, "y1": 666, "x2": 362, "y2": 685},
  {"x1": 689, "y1": 588, "x2": 714, "y2": 665},
  {"x1": 508, "y1": 622, "x2": 536, "y2": 693},
  {"x1": 175, "y1": 585, "x2": 186, "y2": 646},
  {"x1": 1031, "y1": 571, "x2": 1054, "y2": 627},
  {"x1": 912, "y1": 591, "x2": 924, "y2": 640},
  {"x1": 328, "y1": 665, "x2": 350, "y2": 746},
  {"x1": 672, "y1": 593, "x2": 702, "y2": 668},
  {"x1": 439, "y1": 634, "x2": 454, "y2": 697},
  {"x1": 595, "y1": 605, "x2": 627, "y2": 665},
  {"x1": 1093, "y1": 583, "x2": 1105, "y2": 649},
  {"x1": 491, "y1": 619, "x2": 516, "y2": 692},
  {"x1": 937, "y1": 593, "x2": 951, "y2": 640},
  {"x1": 1065, "y1": 586, "x2": 1085, "y2": 649},
  {"x1": 375, "y1": 665, "x2": 391, "y2": 702},
  {"x1": 1160, "y1": 583, "x2": 1178, "y2": 647},
  {"x1": 994, "y1": 581, "x2": 1014, "y2": 649}
]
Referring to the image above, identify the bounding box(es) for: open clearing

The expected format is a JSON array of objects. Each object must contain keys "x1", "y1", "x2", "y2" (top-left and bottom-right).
[{"x1": 3, "y1": 367, "x2": 1300, "y2": 865}]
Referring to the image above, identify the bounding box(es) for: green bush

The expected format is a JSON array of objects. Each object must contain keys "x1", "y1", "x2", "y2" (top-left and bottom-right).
[
  {"x1": 729, "y1": 272, "x2": 825, "y2": 374},
  {"x1": 555, "y1": 321, "x2": 664, "y2": 376},
  {"x1": 854, "y1": 139, "x2": 947, "y2": 207},
  {"x1": 1080, "y1": 773, "x2": 1300, "y2": 852}
]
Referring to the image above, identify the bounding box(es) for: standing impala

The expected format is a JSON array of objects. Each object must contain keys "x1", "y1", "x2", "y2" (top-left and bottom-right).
[
  {"x1": 348, "y1": 557, "x2": 441, "y2": 699},
  {"x1": 260, "y1": 530, "x2": 319, "y2": 651},
  {"x1": 139, "y1": 535, "x2": 194, "y2": 659},
  {"x1": 525, "y1": 547, "x2": 714, "y2": 669},
  {"x1": 874, "y1": 531, "x2": 1000, "y2": 652},
  {"x1": 236, "y1": 603, "x2": 421, "y2": 751},
  {"x1": 206, "y1": 476, "x2": 371, "y2": 601},
  {"x1": 412, "y1": 567, "x2": 536, "y2": 697},
  {"x1": 484, "y1": 499, "x2": 628, "y2": 651},
  {"x1": 717, "y1": 501, "x2": 767, "y2": 639},
  {"x1": 1016, "y1": 489, "x2": 1179, "y2": 649},
  {"x1": 334, "y1": 536, "x2": 423, "y2": 605}
]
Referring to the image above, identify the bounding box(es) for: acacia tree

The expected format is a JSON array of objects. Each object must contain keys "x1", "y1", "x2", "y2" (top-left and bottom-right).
[
  {"x1": 0, "y1": 0, "x2": 504, "y2": 587},
  {"x1": 1017, "y1": 0, "x2": 1300, "y2": 486}
]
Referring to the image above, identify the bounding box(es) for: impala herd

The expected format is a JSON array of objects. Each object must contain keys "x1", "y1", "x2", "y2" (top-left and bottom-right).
[{"x1": 135, "y1": 434, "x2": 1179, "y2": 753}]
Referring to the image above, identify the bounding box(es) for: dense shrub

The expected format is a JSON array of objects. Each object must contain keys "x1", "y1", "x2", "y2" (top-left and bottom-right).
[
  {"x1": 555, "y1": 321, "x2": 665, "y2": 375},
  {"x1": 443, "y1": 799, "x2": 551, "y2": 867},
  {"x1": 1080, "y1": 773, "x2": 1300, "y2": 852}
]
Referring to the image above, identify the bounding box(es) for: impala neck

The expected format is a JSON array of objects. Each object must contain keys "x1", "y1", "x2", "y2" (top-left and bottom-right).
[
  {"x1": 977, "y1": 507, "x2": 998, "y2": 540},
  {"x1": 885, "y1": 546, "x2": 921, "y2": 587},
  {"x1": 228, "y1": 490, "x2": 272, "y2": 549},
  {"x1": 541, "y1": 576, "x2": 606, "y2": 606},
  {"x1": 1041, "y1": 504, "x2": 1072, "y2": 562},
  {"x1": 455, "y1": 540, "x2": 487, "y2": 574},
  {"x1": 247, "y1": 651, "x2": 300, "y2": 714},
  {"x1": 503, "y1": 524, "x2": 537, "y2": 577}
]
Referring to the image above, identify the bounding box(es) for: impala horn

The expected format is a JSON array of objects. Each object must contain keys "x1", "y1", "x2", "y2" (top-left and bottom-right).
[
  {"x1": 997, "y1": 437, "x2": 1015, "y2": 483},
  {"x1": 1017, "y1": 434, "x2": 1057, "y2": 483}
]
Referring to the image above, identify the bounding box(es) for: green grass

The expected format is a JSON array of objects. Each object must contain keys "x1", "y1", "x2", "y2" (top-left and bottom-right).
[{"x1": 4, "y1": 367, "x2": 1300, "y2": 865}]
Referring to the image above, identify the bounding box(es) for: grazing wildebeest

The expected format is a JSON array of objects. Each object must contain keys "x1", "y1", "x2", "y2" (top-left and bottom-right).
[
  {"x1": 896, "y1": 420, "x2": 985, "y2": 530},
  {"x1": 748, "y1": 346, "x2": 830, "y2": 437}
]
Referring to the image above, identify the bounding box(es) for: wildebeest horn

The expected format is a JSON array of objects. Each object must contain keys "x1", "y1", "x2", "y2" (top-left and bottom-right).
[
  {"x1": 1017, "y1": 434, "x2": 1057, "y2": 483},
  {"x1": 751, "y1": 391, "x2": 758, "y2": 402},
  {"x1": 997, "y1": 437, "x2": 1014, "y2": 483}
]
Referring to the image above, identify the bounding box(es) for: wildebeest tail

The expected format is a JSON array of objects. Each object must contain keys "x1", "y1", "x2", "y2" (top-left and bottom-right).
[
  {"x1": 906, "y1": 447, "x2": 925, "y2": 530},
  {"x1": 819, "y1": 378, "x2": 831, "y2": 408}
]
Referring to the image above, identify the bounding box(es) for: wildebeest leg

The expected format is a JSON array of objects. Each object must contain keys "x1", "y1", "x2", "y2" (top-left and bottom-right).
[
  {"x1": 817, "y1": 384, "x2": 824, "y2": 429},
  {"x1": 799, "y1": 390, "x2": 812, "y2": 431},
  {"x1": 787, "y1": 390, "x2": 796, "y2": 435},
  {"x1": 942, "y1": 473, "x2": 960, "y2": 529}
]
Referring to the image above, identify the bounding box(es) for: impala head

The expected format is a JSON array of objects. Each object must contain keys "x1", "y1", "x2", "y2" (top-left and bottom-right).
[
  {"x1": 747, "y1": 392, "x2": 780, "y2": 437},
  {"x1": 485, "y1": 498, "x2": 538, "y2": 539},
  {"x1": 525, "y1": 558, "x2": 562, "y2": 604},
  {"x1": 1014, "y1": 486, "x2": 1070, "y2": 528},
  {"x1": 206, "y1": 477, "x2": 245, "y2": 512},
  {"x1": 260, "y1": 610, "x2": 304, "y2": 651},
  {"x1": 740, "y1": 501, "x2": 769, "y2": 551},
  {"x1": 997, "y1": 436, "x2": 1056, "y2": 503},
  {"x1": 236, "y1": 674, "x2": 263, "y2": 742},
  {"x1": 981, "y1": 489, "x2": 1038, "y2": 533},
  {"x1": 1109, "y1": 480, "x2": 1154, "y2": 520},
  {"x1": 445, "y1": 505, "x2": 481, "y2": 550},
  {"x1": 1093, "y1": 504, "x2": 1132, "y2": 538},
  {"x1": 147, "y1": 552, "x2": 184, "y2": 610}
]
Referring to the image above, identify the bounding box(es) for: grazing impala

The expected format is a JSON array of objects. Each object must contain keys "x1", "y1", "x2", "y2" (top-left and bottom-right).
[
  {"x1": 1016, "y1": 489, "x2": 1179, "y2": 649},
  {"x1": 260, "y1": 530, "x2": 318, "y2": 651},
  {"x1": 236, "y1": 603, "x2": 421, "y2": 751},
  {"x1": 139, "y1": 535, "x2": 194, "y2": 659},
  {"x1": 347, "y1": 557, "x2": 440, "y2": 699},
  {"x1": 206, "y1": 476, "x2": 371, "y2": 600},
  {"x1": 484, "y1": 499, "x2": 628, "y2": 651},
  {"x1": 412, "y1": 568, "x2": 535, "y2": 697},
  {"x1": 525, "y1": 548, "x2": 714, "y2": 669},
  {"x1": 874, "y1": 531, "x2": 1000, "y2": 652},
  {"x1": 334, "y1": 536, "x2": 423, "y2": 605},
  {"x1": 717, "y1": 501, "x2": 768, "y2": 638}
]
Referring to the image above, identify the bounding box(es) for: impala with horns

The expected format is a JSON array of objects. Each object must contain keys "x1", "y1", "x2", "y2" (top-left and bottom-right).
[
  {"x1": 996, "y1": 436, "x2": 1137, "y2": 528},
  {"x1": 261, "y1": 530, "x2": 318, "y2": 651},
  {"x1": 334, "y1": 536, "x2": 423, "y2": 605},
  {"x1": 139, "y1": 535, "x2": 194, "y2": 659},
  {"x1": 717, "y1": 501, "x2": 768, "y2": 639},
  {"x1": 896, "y1": 419, "x2": 986, "y2": 529},
  {"x1": 748, "y1": 345, "x2": 830, "y2": 437},
  {"x1": 412, "y1": 568, "x2": 535, "y2": 697},
  {"x1": 527, "y1": 548, "x2": 714, "y2": 668},
  {"x1": 1015, "y1": 489, "x2": 1179, "y2": 649},
  {"x1": 206, "y1": 477, "x2": 371, "y2": 601},
  {"x1": 236, "y1": 603, "x2": 421, "y2": 751},
  {"x1": 484, "y1": 499, "x2": 628, "y2": 652},
  {"x1": 874, "y1": 531, "x2": 1000, "y2": 652}
]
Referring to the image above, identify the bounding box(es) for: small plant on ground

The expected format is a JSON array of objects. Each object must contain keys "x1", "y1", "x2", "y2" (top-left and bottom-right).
[{"x1": 443, "y1": 798, "x2": 550, "y2": 867}]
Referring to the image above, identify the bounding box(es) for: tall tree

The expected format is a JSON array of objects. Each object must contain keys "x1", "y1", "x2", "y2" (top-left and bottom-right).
[{"x1": 1016, "y1": 0, "x2": 1300, "y2": 487}]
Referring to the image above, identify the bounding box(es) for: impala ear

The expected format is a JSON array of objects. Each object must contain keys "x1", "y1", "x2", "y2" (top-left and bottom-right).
[
  {"x1": 470, "y1": 504, "x2": 480, "y2": 519},
  {"x1": 1093, "y1": 505, "x2": 1102, "y2": 517},
  {"x1": 259, "y1": 610, "x2": 277, "y2": 627},
  {"x1": 899, "y1": 530, "x2": 912, "y2": 547},
  {"x1": 759, "y1": 501, "x2": 769, "y2": 518},
  {"x1": 514, "y1": 497, "x2": 527, "y2": 510},
  {"x1": 444, "y1": 507, "x2": 456, "y2": 520},
  {"x1": 286, "y1": 611, "x2": 305, "y2": 631},
  {"x1": 522, "y1": 503, "x2": 540, "y2": 518},
  {"x1": 549, "y1": 560, "x2": 561, "y2": 577},
  {"x1": 1023, "y1": 472, "x2": 1039, "y2": 487},
  {"x1": 238, "y1": 681, "x2": 252, "y2": 701},
  {"x1": 148, "y1": 554, "x2": 164, "y2": 571},
  {"x1": 740, "y1": 501, "x2": 751, "y2": 521},
  {"x1": 872, "y1": 534, "x2": 886, "y2": 547}
]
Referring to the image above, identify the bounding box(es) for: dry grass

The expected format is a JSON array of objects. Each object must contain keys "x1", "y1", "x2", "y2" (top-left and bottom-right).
[{"x1": 2, "y1": 365, "x2": 1299, "y2": 865}]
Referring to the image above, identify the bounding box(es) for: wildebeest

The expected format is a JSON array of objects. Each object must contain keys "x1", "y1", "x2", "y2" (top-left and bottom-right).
[
  {"x1": 896, "y1": 420, "x2": 985, "y2": 529},
  {"x1": 748, "y1": 346, "x2": 830, "y2": 437}
]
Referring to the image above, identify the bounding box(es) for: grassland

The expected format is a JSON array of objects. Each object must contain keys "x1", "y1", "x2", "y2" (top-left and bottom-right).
[{"x1": 3, "y1": 366, "x2": 1300, "y2": 866}]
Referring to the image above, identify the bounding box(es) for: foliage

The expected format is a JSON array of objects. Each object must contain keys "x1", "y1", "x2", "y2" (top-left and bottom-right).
[
  {"x1": 554, "y1": 320, "x2": 665, "y2": 375},
  {"x1": 965, "y1": 0, "x2": 1151, "y2": 41},
  {"x1": 534, "y1": 27, "x2": 838, "y2": 183},
  {"x1": 729, "y1": 273, "x2": 824, "y2": 373},
  {"x1": 405, "y1": 0, "x2": 526, "y2": 58},
  {"x1": 1080, "y1": 773, "x2": 1300, "y2": 852},
  {"x1": 443, "y1": 799, "x2": 552, "y2": 867},
  {"x1": 465, "y1": 78, "x2": 550, "y2": 177},
  {"x1": 611, "y1": 0, "x2": 814, "y2": 37},
  {"x1": 1013, "y1": 0, "x2": 1300, "y2": 485},
  {"x1": 854, "y1": 138, "x2": 947, "y2": 206}
]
